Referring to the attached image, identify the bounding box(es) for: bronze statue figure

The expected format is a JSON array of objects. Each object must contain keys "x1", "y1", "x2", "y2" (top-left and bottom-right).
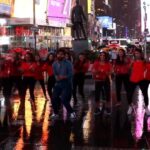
[{"x1": 71, "y1": 0, "x2": 87, "y2": 40}]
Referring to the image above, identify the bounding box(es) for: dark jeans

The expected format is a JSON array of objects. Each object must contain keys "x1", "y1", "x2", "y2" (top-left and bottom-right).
[
  {"x1": 73, "y1": 73, "x2": 85, "y2": 101},
  {"x1": 52, "y1": 81, "x2": 73, "y2": 114},
  {"x1": 115, "y1": 74, "x2": 130, "y2": 102},
  {"x1": 128, "y1": 80, "x2": 149, "y2": 106},
  {"x1": 19, "y1": 76, "x2": 36, "y2": 115},
  {"x1": 47, "y1": 76, "x2": 55, "y2": 99},
  {"x1": 95, "y1": 78, "x2": 110, "y2": 102}
]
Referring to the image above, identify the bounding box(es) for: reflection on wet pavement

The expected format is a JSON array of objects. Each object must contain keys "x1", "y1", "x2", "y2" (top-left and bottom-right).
[{"x1": 0, "y1": 81, "x2": 150, "y2": 149}]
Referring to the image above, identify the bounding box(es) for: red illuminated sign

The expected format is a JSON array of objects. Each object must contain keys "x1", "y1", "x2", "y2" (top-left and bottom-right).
[{"x1": 15, "y1": 27, "x2": 32, "y2": 36}]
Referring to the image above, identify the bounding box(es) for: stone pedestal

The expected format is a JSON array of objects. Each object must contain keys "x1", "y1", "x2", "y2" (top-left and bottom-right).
[{"x1": 72, "y1": 40, "x2": 91, "y2": 54}]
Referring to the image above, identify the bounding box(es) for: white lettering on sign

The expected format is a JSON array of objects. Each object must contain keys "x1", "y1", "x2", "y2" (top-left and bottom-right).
[{"x1": 50, "y1": 0, "x2": 61, "y2": 7}]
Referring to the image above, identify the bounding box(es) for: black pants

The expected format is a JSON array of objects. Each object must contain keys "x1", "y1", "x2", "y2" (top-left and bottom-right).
[
  {"x1": 21, "y1": 77, "x2": 36, "y2": 101},
  {"x1": 37, "y1": 79, "x2": 46, "y2": 97},
  {"x1": 12, "y1": 76, "x2": 22, "y2": 99},
  {"x1": 47, "y1": 76, "x2": 55, "y2": 99},
  {"x1": 19, "y1": 77, "x2": 36, "y2": 115},
  {"x1": 73, "y1": 73, "x2": 85, "y2": 101},
  {"x1": 95, "y1": 79, "x2": 110, "y2": 102},
  {"x1": 115, "y1": 74, "x2": 130, "y2": 102},
  {"x1": 1, "y1": 77, "x2": 13, "y2": 107},
  {"x1": 128, "y1": 80, "x2": 149, "y2": 106}
]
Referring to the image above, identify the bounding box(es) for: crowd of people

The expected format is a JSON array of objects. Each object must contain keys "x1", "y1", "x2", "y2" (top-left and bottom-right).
[{"x1": 0, "y1": 46, "x2": 150, "y2": 122}]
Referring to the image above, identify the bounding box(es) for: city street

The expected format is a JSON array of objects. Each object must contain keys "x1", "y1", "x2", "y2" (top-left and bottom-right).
[{"x1": 0, "y1": 78, "x2": 150, "y2": 150}]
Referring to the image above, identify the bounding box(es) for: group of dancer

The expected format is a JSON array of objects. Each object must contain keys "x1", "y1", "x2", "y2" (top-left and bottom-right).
[
  {"x1": 92, "y1": 47, "x2": 150, "y2": 115},
  {"x1": 0, "y1": 46, "x2": 150, "y2": 121},
  {"x1": 0, "y1": 48, "x2": 89, "y2": 120}
]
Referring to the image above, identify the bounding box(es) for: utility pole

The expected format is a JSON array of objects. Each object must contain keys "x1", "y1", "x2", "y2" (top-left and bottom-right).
[
  {"x1": 33, "y1": 0, "x2": 36, "y2": 53},
  {"x1": 143, "y1": 1, "x2": 147, "y2": 59}
]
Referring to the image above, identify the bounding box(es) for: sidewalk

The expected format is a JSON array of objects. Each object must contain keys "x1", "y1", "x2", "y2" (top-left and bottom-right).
[{"x1": 0, "y1": 78, "x2": 150, "y2": 149}]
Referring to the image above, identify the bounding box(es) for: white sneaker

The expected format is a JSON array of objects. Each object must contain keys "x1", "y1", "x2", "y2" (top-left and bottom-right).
[
  {"x1": 50, "y1": 113, "x2": 59, "y2": 119},
  {"x1": 99, "y1": 105, "x2": 103, "y2": 111},
  {"x1": 145, "y1": 107, "x2": 150, "y2": 116},
  {"x1": 70, "y1": 112, "x2": 76, "y2": 119},
  {"x1": 127, "y1": 105, "x2": 133, "y2": 115}
]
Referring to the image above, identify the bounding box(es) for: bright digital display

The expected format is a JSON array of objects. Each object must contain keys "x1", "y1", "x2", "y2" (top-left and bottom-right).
[
  {"x1": 47, "y1": 0, "x2": 72, "y2": 27},
  {"x1": 97, "y1": 16, "x2": 112, "y2": 29},
  {"x1": 0, "y1": 0, "x2": 14, "y2": 15}
]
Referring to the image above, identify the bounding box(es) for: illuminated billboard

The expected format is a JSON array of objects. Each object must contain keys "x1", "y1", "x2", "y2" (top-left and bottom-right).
[
  {"x1": 141, "y1": 0, "x2": 150, "y2": 33},
  {"x1": 87, "y1": 0, "x2": 94, "y2": 14},
  {"x1": 97, "y1": 16, "x2": 112, "y2": 29},
  {"x1": 12, "y1": 0, "x2": 47, "y2": 25},
  {"x1": 0, "y1": 0, "x2": 15, "y2": 15},
  {"x1": 47, "y1": 0, "x2": 72, "y2": 27},
  {"x1": 13, "y1": 0, "x2": 33, "y2": 18}
]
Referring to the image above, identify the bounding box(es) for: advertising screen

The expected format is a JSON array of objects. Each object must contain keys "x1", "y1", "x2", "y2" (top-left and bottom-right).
[
  {"x1": 141, "y1": 0, "x2": 150, "y2": 33},
  {"x1": 47, "y1": 0, "x2": 72, "y2": 27},
  {"x1": 0, "y1": 0, "x2": 14, "y2": 15},
  {"x1": 13, "y1": 0, "x2": 48, "y2": 25},
  {"x1": 97, "y1": 16, "x2": 112, "y2": 29}
]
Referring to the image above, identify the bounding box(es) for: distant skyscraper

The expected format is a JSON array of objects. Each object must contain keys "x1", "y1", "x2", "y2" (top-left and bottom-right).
[
  {"x1": 95, "y1": 0, "x2": 141, "y2": 37},
  {"x1": 111, "y1": 0, "x2": 141, "y2": 37}
]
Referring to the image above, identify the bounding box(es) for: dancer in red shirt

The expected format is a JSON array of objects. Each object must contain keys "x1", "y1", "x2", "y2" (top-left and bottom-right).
[
  {"x1": 128, "y1": 48, "x2": 149, "y2": 115},
  {"x1": 145, "y1": 61, "x2": 150, "y2": 81},
  {"x1": 11, "y1": 53, "x2": 23, "y2": 99},
  {"x1": 114, "y1": 49, "x2": 131, "y2": 106},
  {"x1": 43, "y1": 53, "x2": 55, "y2": 100},
  {"x1": 34, "y1": 54, "x2": 47, "y2": 99},
  {"x1": 145, "y1": 60, "x2": 150, "y2": 113},
  {"x1": 18, "y1": 52, "x2": 37, "y2": 118},
  {"x1": 92, "y1": 51, "x2": 112, "y2": 115},
  {"x1": 0, "y1": 55, "x2": 13, "y2": 122},
  {"x1": 73, "y1": 53, "x2": 89, "y2": 104}
]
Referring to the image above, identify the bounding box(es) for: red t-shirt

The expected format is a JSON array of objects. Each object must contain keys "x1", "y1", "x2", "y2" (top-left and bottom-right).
[
  {"x1": 0, "y1": 60, "x2": 13, "y2": 78},
  {"x1": 114, "y1": 58, "x2": 131, "y2": 75},
  {"x1": 34, "y1": 62, "x2": 44, "y2": 80},
  {"x1": 42, "y1": 63, "x2": 54, "y2": 77},
  {"x1": 130, "y1": 60, "x2": 145, "y2": 83},
  {"x1": 20, "y1": 61, "x2": 37, "y2": 78},
  {"x1": 92, "y1": 61, "x2": 111, "y2": 81},
  {"x1": 74, "y1": 60, "x2": 89, "y2": 74},
  {"x1": 145, "y1": 62, "x2": 150, "y2": 81},
  {"x1": 12, "y1": 60, "x2": 22, "y2": 77}
]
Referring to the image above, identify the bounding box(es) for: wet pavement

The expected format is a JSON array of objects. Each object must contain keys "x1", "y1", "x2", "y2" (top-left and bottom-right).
[{"x1": 0, "y1": 78, "x2": 150, "y2": 150}]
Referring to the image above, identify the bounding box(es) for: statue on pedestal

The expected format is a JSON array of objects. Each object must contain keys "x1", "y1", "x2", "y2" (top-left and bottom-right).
[{"x1": 71, "y1": 0, "x2": 87, "y2": 40}]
